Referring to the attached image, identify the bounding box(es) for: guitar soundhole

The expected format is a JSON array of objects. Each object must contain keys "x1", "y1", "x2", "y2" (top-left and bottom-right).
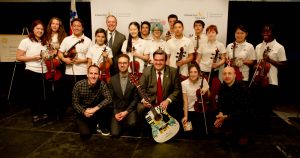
[{"x1": 162, "y1": 113, "x2": 170, "y2": 123}]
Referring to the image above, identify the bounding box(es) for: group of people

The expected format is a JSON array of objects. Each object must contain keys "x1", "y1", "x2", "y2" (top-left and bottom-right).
[{"x1": 16, "y1": 13, "x2": 287, "y2": 146}]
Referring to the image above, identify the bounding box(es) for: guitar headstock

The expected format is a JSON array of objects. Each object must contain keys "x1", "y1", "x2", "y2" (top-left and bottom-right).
[{"x1": 129, "y1": 73, "x2": 140, "y2": 87}]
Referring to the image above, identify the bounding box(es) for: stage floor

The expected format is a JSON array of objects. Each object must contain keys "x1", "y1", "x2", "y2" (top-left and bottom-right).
[{"x1": 0, "y1": 102, "x2": 299, "y2": 158}]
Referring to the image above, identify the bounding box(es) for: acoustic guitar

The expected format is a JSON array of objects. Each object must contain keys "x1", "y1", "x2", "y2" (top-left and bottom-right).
[{"x1": 129, "y1": 74, "x2": 180, "y2": 143}]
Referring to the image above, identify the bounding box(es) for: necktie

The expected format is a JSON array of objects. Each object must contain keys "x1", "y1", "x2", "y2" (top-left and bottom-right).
[
  {"x1": 156, "y1": 71, "x2": 163, "y2": 106},
  {"x1": 108, "y1": 33, "x2": 113, "y2": 48}
]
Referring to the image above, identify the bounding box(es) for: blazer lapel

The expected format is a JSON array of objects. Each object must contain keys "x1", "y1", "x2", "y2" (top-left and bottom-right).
[{"x1": 162, "y1": 67, "x2": 169, "y2": 98}]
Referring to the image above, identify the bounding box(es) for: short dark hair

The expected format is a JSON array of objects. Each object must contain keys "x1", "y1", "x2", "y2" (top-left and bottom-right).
[
  {"x1": 153, "y1": 48, "x2": 167, "y2": 61},
  {"x1": 235, "y1": 24, "x2": 248, "y2": 33},
  {"x1": 194, "y1": 20, "x2": 205, "y2": 28},
  {"x1": 168, "y1": 14, "x2": 178, "y2": 21},
  {"x1": 188, "y1": 63, "x2": 201, "y2": 73},
  {"x1": 71, "y1": 18, "x2": 84, "y2": 28},
  {"x1": 174, "y1": 20, "x2": 184, "y2": 28},
  {"x1": 117, "y1": 54, "x2": 130, "y2": 62},
  {"x1": 141, "y1": 21, "x2": 151, "y2": 34},
  {"x1": 88, "y1": 64, "x2": 100, "y2": 73},
  {"x1": 94, "y1": 28, "x2": 107, "y2": 44}
]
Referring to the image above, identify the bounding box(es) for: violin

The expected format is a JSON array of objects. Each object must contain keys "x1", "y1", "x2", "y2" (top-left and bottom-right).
[
  {"x1": 194, "y1": 74, "x2": 209, "y2": 113},
  {"x1": 176, "y1": 47, "x2": 188, "y2": 81},
  {"x1": 229, "y1": 42, "x2": 243, "y2": 81},
  {"x1": 130, "y1": 46, "x2": 142, "y2": 79},
  {"x1": 251, "y1": 46, "x2": 271, "y2": 87},
  {"x1": 41, "y1": 46, "x2": 62, "y2": 81},
  {"x1": 63, "y1": 38, "x2": 84, "y2": 59},
  {"x1": 98, "y1": 47, "x2": 111, "y2": 83},
  {"x1": 208, "y1": 48, "x2": 221, "y2": 112}
]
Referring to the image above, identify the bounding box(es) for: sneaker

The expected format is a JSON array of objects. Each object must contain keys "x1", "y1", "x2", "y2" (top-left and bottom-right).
[
  {"x1": 96, "y1": 124, "x2": 110, "y2": 136},
  {"x1": 97, "y1": 128, "x2": 110, "y2": 136}
]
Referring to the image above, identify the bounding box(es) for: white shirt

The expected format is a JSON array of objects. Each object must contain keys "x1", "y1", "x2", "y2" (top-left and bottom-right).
[
  {"x1": 198, "y1": 40, "x2": 226, "y2": 72},
  {"x1": 59, "y1": 34, "x2": 92, "y2": 75},
  {"x1": 121, "y1": 38, "x2": 148, "y2": 73},
  {"x1": 86, "y1": 44, "x2": 113, "y2": 65},
  {"x1": 226, "y1": 41, "x2": 256, "y2": 81},
  {"x1": 189, "y1": 34, "x2": 207, "y2": 50},
  {"x1": 255, "y1": 39, "x2": 286, "y2": 85},
  {"x1": 165, "y1": 36, "x2": 194, "y2": 76},
  {"x1": 182, "y1": 78, "x2": 209, "y2": 111},
  {"x1": 17, "y1": 37, "x2": 47, "y2": 73}
]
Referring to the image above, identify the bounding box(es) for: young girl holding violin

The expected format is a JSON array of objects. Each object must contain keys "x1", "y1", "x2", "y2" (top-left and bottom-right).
[
  {"x1": 87, "y1": 28, "x2": 113, "y2": 84},
  {"x1": 43, "y1": 17, "x2": 67, "y2": 121},
  {"x1": 121, "y1": 22, "x2": 149, "y2": 79},
  {"x1": 181, "y1": 63, "x2": 210, "y2": 139},
  {"x1": 16, "y1": 20, "x2": 48, "y2": 125}
]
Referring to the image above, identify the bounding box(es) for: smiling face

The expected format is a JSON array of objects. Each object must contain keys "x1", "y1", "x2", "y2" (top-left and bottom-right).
[
  {"x1": 153, "y1": 53, "x2": 166, "y2": 71},
  {"x1": 87, "y1": 66, "x2": 100, "y2": 86},
  {"x1": 188, "y1": 66, "x2": 200, "y2": 82},
  {"x1": 71, "y1": 20, "x2": 84, "y2": 37},
  {"x1": 235, "y1": 28, "x2": 247, "y2": 43},
  {"x1": 129, "y1": 23, "x2": 139, "y2": 38},
  {"x1": 95, "y1": 32, "x2": 106, "y2": 46},
  {"x1": 262, "y1": 25, "x2": 274, "y2": 43},
  {"x1": 33, "y1": 24, "x2": 44, "y2": 40},
  {"x1": 118, "y1": 56, "x2": 129, "y2": 73},
  {"x1": 106, "y1": 16, "x2": 117, "y2": 32}
]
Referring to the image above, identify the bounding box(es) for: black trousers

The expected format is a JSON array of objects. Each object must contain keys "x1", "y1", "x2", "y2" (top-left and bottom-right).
[
  {"x1": 110, "y1": 110, "x2": 137, "y2": 137},
  {"x1": 75, "y1": 106, "x2": 112, "y2": 139}
]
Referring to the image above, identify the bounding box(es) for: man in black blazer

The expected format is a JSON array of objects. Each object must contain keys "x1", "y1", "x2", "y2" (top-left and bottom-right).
[
  {"x1": 109, "y1": 54, "x2": 139, "y2": 137},
  {"x1": 137, "y1": 49, "x2": 182, "y2": 123},
  {"x1": 106, "y1": 15, "x2": 126, "y2": 76}
]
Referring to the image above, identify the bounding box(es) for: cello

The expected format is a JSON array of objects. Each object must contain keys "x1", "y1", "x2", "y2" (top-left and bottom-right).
[
  {"x1": 194, "y1": 74, "x2": 209, "y2": 113},
  {"x1": 229, "y1": 42, "x2": 243, "y2": 81},
  {"x1": 208, "y1": 48, "x2": 221, "y2": 112},
  {"x1": 194, "y1": 73, "x2": 210, "y2": 135},
  {"x1": 130, "y1": 46, "x2": 142, "y2": 79},
  {"x1": 176, "y1": 47, "x2": 188, "y2": 81},
  {"x1": 250, "y1": 46, "x2": 271, "y2": 87},
  {"x1": 98, "y1": 47, "x2": 111, "y2": 83},
  {"x1": 40, "y1": 44, "x2": 62, "y2": 91}
]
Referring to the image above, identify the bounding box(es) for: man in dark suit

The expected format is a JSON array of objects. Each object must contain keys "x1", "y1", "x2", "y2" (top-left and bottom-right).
[
  {"x1": 106, "y1": 15, "x2": 126, "y2": 76},
  {"x1": 137, "y1": 49, "x2": 182, "y2": 125},
  {"x1": 109, "y1": 54, "x2": 139, "y2": 137}
]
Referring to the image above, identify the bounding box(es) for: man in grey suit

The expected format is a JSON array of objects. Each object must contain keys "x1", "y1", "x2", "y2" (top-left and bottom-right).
[
  {"x1": 109, "y1": 54, "x2": 139, "y2": 137},
  {"x1": 137, "y1": 49, "x2": 182, "y2": 126},
  {"x1": 106, "y1": 15, "x2": 126, "y2": 76}
]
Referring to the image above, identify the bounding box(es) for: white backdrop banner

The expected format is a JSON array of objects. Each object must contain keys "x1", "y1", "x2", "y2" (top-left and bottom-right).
[{"x1": 90, "y1": 0, "x2": 229, "y2": 44}]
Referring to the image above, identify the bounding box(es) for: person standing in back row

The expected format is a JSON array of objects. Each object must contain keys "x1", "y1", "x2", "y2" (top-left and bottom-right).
[
  {"x1": 106, "y1": 15, "x2": 126, "y2": 76},
  {"x1": 250, "y1": 23, "x2": 287, "y2": 131},
  {"x1": 58, "y1": 18, "x2": 92, "y2": 110}
]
